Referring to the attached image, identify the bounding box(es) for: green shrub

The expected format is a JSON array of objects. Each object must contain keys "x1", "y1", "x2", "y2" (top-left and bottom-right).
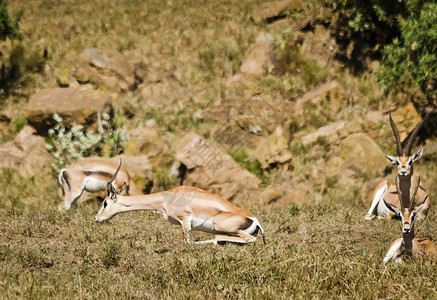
[
  {"x1": 46, "y1": 114, "x2": 129, "y2": 172},
  {"x1": 0, "y1": 0, "x2": 22, "y2": 42},
  {"x1": 333, "y1": 0, "x2": 437, "y2": 104}
]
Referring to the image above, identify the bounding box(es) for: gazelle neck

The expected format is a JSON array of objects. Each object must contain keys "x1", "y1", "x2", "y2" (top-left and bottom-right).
[
  {"x1": 398, "y1": 174, "x2": 412, "y2": 209},
  {"x1": 402, "y1": 230, "x2": 415, "y2": 256},
  {"x1": 116, "y1": 193, "x2": 166, "y2": 213}
]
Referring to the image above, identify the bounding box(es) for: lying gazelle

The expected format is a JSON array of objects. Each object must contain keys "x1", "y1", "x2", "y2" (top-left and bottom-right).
[
  {"x1": 365, "y1": 112, "x2": 430, "y2": 220},
  {"x1": 58, "y1": 158, "x2": 141, "y2": 211},
  {"x1": 94, "y1": 183, "x2": 265, "y2": 245},
  {"x1": 383, "y1": 177, "x2": 437, "y2": 264}
]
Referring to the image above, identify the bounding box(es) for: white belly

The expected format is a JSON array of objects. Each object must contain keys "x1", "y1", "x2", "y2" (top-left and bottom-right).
[
  {"x1": 191, "y1": 217, "x2": 217, "y2": 234},
  {"x1": 83, "y1": 178, "x2": 107, "y2": 193}
]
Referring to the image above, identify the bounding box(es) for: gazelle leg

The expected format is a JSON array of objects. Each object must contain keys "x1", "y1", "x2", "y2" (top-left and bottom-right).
[
  {"x1": 195, "y1": 231, "x2": 256, "y2": 245},
  {"x1": 182, "y1": 218, "x2": 193, "y2": 244},
  {"x1": 59, "y1": 186, "x2": 86, "y2": 211},
  {"x1": 366, "y1": 182, "x2": 388, "y2": 220}
]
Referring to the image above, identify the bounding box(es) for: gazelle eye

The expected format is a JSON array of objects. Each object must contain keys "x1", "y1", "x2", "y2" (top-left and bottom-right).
[{"x1": 103, "y1": 200, "x2": 108, "y2": 208}]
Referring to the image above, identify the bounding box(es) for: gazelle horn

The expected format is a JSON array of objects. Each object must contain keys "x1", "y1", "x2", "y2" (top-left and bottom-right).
[
  {"x1": 405, "y1": 113, "x2": 429, "y2": 156},
  {"x1": 395, "y1": 176, "x2": 405, "y2": 211},
  {"x1": 111, "y1": 158, "x2": 122, "y2": 183},
  {"x1": 410, "y1": 177, "x2": 420, "y2": 211},
  {"x1": 389, "y1": 112, "x2": 402, "y2": 156}
]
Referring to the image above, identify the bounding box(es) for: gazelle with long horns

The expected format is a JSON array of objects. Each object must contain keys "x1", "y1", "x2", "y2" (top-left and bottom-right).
[
  {"x1": 383, "y1": 177, "x2": 437, "y2": 264},
  {"x1": 365, "y1": 112, "x2": 430, "y2": 220},
  {"x1": 94, "y1": 184, "x2": 265, "y2": 245},
  {"x1": 58, "y1": 158, "x2": 141, "y2": 211}
]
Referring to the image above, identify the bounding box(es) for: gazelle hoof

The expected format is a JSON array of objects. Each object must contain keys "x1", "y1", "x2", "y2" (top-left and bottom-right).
[{"x1": 365, "y1": 214, "x2": 376, "y2": 221}]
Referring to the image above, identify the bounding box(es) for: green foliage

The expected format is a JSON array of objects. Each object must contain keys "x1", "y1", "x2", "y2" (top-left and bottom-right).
[
  {"x1": 273, "y1": 30, "x2": 327, "y2": 90},
  {"x1": 378, "y1": 3, "x2": 437, "y2": 100},
  {"x1": 0, "y1": 0, "x2": 22, "y2": 42},
  {"x1": 333, "y1": 0, "x2": 437, "y2": 101},
  {"x1": 46, "y1": 114, "x2": 129, "y2": 172},
  {"x1": 228, "y1": 146, "x2": 265, "y2": 181}
]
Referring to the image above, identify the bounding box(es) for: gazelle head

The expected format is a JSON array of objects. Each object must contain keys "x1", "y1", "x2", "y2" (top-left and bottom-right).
[
  {"x1": 384, "y1": 177, "x2": 426, "y2": 234},
  {"x1": 94, "y1": 160, "x2": 123, "y2": 222},
  {"x1": 94, "y1": 182, "x2": 119, "y2": 222},
  {"x1": 385, "y1": 113, "x2": 428, "y2": 178}
]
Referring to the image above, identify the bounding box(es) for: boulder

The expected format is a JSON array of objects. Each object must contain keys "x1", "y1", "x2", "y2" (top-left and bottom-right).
[
  {"x1": 123, "y1": 120, "x2": 172, "y2": 167},
  {"x1": 203, "y1": 93, "x2": 292, "y2": 148},
  {"x1": 251, "y1": 0, "x2": 305, "y2": 23},
  {"x1": 25, "y1": 87, "x2": 113, "y2": 136},
  {"x1": 74, "y1": 48, "x2": 137, "y2": 92},
  {"x1": 137, "y1": 72, "x2": 192, "y2": 108},
  {"x1": 240, "y1": 33, "x2": 277, "y2": 75},
  {"x1": 174, "y1": 133, "x2": 261, "y2": 201},
  {"x1": 0, "y1": 126, "x2": 54, "y2": 176},
  {"x1": 363, "y1": 104, "x2": 423, "y2": 152},
  {"x1": 340, "y1": 133, "x2": 387, "y2": 179},
  {"x1": 255, "y1": 127, "x2": 292, "y2": 168},
  {"x1": 301, "y1": 120, "x2": 362, "y2": 147},
  {"x1": 0, "y1": 110, "x2": 11, "y2": 139},
  {"x1": 292, "y1": 81, "x2": 346, "y2": 127}
]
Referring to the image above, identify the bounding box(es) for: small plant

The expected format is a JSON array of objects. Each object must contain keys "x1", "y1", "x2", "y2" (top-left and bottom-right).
[
  {"x1": 228, "y1": 146, "x2": 265, "y2": 181},
  {"x1": 46, "y1": 114, "x2": 129, "y2": 172}
]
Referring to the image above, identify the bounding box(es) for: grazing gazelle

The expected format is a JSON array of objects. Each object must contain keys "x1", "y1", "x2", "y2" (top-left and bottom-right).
[
  {"x1": 58, "y1": 158, "x2": 141, "y2": 211},
  {"x1": 365, "y1": 112, "x2": 430, "y2": 220},
  {"x1": 383, "y1": 178, "x2": 437, "y2": 264},
  {"x1": 94, "y1": 183, "x2": 265, "y2": 245}
]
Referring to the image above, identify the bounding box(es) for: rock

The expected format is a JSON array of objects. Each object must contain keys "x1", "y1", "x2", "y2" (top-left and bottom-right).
[
  {"x1": 389, "y1": 103, "x2": 423, "y2": 142},
  {"x1": 255, "y1": 127, "x2": 292, "y2": 168},
  {"x1": 301, "y1": 120, "x2": 361, "y2": 147},
  {"x1": 0, "y1": 111, "x2": 11, "y2": 138},
  {"x1": 240, "y1": 33, "x2": 277, "y2": 75},
  {"x1": 340, "y1": 133, "x2": 387, "y2": 178},
  {"x1": 260, "y1": 186, "x2": 285, "y2": 204},
  {"x1": 174, "y1": 133, "x2": 261, "y2": 201},
  {"x1": 300, "y1": 25, "x2": 337, "y2": 68},
  {"x1": 137, "y1": 73, "x2": 192, "y2": 108},
  {"x1": 74, "y1": 48, "x2": 138, "y2": 92},
  {"x1": 0, "y1": 126, "x2": 54, "y2": 176},
  {"x1": 25, "y1": 87, "x2": 113, "y2": 136},
  {"x1": 251, "y1": 0, "x2": 305, "y2": 23},
  {"x1": 122, "y1": 120, "x2": 172, "y2": 167},
  {"x1": 364, "y1": 104, "x2": 423, "y2": 152},
  {"x1": 204, "y1": 92, "x2": 292, "y2": 148},
  {"x1": 292, "y1": 81, "x2": 346, "y2": 127}
]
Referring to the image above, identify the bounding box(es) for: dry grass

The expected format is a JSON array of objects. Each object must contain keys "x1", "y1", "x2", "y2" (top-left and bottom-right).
[
  {"x1": 2, "y1": 0, "x2": 437, "y2": 298},
  {"x1": 1, "y1": 165, "x2": 437, "y2": 299}
]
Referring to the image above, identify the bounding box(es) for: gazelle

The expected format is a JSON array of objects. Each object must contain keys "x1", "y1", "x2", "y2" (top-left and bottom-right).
[
  {"x1": 383, "y1": 178, "x2": 437, "y2": 264},
  {"x1": 94, "y1": 184, "x2": 265, "y2": 245},
  {"x1": 365, "y1": 112, "x2": 430, "y2": 220},
  {"x1": 58, "y1": 158, "x2": 141, "y2": 211}
]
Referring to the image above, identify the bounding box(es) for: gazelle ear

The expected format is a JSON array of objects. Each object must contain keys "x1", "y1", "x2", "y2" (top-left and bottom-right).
[
  {"x1": 411, "y1": 148, "x2": 423, "y2": 162},
  {"x1": 385, "y1": 155, "x2": 397, "y2": 165},
  {"x1": 384, "y1": 200, "x2": 400, "y2": 215},
  {"x1": 413, "y1": 196, "x2": 428, "y2": 214},
  {"x1": 106, "y1": 182, "x2": 117, "y2": 198}
]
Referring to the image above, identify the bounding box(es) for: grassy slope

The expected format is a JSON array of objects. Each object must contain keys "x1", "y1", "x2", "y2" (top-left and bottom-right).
[{"x1": 1, "y1": 0, "x2": 437, "y2": 298}]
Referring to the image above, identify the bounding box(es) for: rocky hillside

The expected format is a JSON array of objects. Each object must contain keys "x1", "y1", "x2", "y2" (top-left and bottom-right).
[{"x1": 0, "y1": 0, "x2": 436, "y2": 210}]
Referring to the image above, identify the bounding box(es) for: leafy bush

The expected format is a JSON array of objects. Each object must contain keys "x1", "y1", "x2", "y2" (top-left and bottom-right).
[
  {"x1": 46, "y1": 114, "x2": 129, "y2": 172},
  {"x1": 332, "y1": 0, "x2": 437, "y2": 104},
  {"x1": 0, "y1": 0, "x2": 22, "y2": 42}
]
